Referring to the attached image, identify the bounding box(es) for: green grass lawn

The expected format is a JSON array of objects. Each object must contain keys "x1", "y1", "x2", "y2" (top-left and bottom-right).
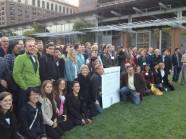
[{"x1": 63, "y1": 83, "x2": 186, "y2": 139}]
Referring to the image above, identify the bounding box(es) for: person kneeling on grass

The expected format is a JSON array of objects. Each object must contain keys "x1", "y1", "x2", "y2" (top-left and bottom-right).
[
  {"x1": 66, "y1": 81, "x2": 92, "y2": 126},
  {"x1": 120, "y1": 65, "x2": 145, "y2": 104}
]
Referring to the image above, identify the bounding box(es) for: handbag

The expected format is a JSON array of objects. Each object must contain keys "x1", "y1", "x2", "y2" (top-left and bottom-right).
[{"x1": 150, "y1": 84, "x2": 163, "y2": 96}]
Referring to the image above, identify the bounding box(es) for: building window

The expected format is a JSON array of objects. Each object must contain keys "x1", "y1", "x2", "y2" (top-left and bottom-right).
[
  {"x1": 59, "y1": 6, "x2": 61, "y2": 12},
  {"x1": 51, "y1": 3, "x2": 53, "y2": 11},
  {"x1": 63, "y1": 7, "x2": 65, "y2": 14},
  {"x1": 136, "y1": 31, "x2": 150, "y2": 48},
  {"x1": 55, "y1": 4, "x2": 57, "y2": 12},
  {"x1": 37, "y1": 0, "x2": 40, "y2": 7},
  {"x1": 32, "y1": 0, "x2": 35, "y2": 6},
  {"x1": 10, "y1": 7, "x2": 14, "y2": 10},
  {"x1": 70, "y1": 9, "x2": 72, "y2": 14},
  {"x1": 42, "y1": 1, "x2": 45, "y2": 8},
  {"x1": 66, "y1": 7, "x2": 68, "y2": 14},
  {"x1": 47, "y1": 2, "x2": 49, "y2": 9}
]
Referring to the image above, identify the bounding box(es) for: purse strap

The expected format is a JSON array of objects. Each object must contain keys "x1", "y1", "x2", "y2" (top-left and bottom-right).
[{"x1": 29, "y1": 108, "x2": 38, "y2": 130}]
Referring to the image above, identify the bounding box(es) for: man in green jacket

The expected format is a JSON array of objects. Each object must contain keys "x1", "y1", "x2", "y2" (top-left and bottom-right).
[{"x1": 13, "y1": 38, "x2": 41, "y2": 108}]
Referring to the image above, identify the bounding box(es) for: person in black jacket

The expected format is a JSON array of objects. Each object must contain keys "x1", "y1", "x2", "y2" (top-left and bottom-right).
[
  {"x1": 88, "y1": 56, "x2": 99, "y2": 76},
  {"x1": 39, "y1": 44, "x2": 59, "y2": 81},
  {"x1": 0, "y1": 92, "x2": 21, "y2": 139},
  {"x1": 54, "y1": 79, "x2": 74, "y2": 131},
  {"x1": 158, "y1": 63, "x2": 174, "y2": 91},
  {"x1": 172, "y1": 48, "x2": 182, "y2": 82},
  {"x1": 75, "y1": 65, "x2": 93, "y2": 120},
  {"x1": 137, "y1": 49, "x2": 148, "y2": 68},
  {"x1": 90, "y1": 64, "x2": 104, "y2": 114},
  {"x1": 0, "y1": 36, "x2": 9, "y2": 57},
  {"x1": 19, "y1": 87, "x2": 47, "y2": 139},
  {"x1": 153, "y1": 63, "x2": 163, "y2": 91},
  {"x1": 66, "y1": 81, "x2": 91, "y2": 126},
  {"x1": 117, "y1": 47, "x2": 127, "y2": 72},
  {"x1": 53, "y1": 48, "x2": 65, "y2": 79},
  {"x1": 152, "y1": 49, "x2": 162, "y2": 67},
  {"x1": 0, "y1": 57, "x2": 9, "y2": 92},
  {"x1": 162, "y1": 49, "x2": 172, "y2": 75},
  {"x1": 142, "y1": 64, "x2": 154, "y2": 89}
]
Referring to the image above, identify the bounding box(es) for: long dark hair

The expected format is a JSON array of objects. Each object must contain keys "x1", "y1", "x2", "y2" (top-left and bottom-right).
[
  {"x1": 0, "y1": 92, "x2": 13, "y2": 113},
  {"x1": 54, "y1": 78, "x2": 67, "y2": 97}
]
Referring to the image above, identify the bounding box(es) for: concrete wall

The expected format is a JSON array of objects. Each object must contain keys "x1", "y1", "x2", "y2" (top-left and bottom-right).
[{"x1": 79, "y1": 0, "x2": 97, "y2": 12}]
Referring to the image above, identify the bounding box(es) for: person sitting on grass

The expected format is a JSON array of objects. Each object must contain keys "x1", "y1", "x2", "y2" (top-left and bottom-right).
[
  {"x1": 54, "y1": 79, "x2": 74, "y2": 131},
  {"x1": 158, "y1": 63, "x2": 175, "y2": 91},
  {"x1": 0, "y1": 92, "x2": 21, "y2": 139},
  {"x1": 19, "y1": 87, "x2": 47, "y2": 139},
  {"x1": 120, "y1": 65, "x2": 145, "y2": 104},
  {"x1": 66, "y1": 81, "x2": 92, "y2": 126},
  {"x1": 39, "y1": 80, "x2": 63, "y2": 139},
  {"x1": 142, "y1": 64, "x2": 154, "y2": 95}
]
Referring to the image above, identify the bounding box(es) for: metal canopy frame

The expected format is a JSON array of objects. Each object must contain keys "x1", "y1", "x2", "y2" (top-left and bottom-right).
[
  {"x1": 33, "y1": 31, "x2": 85, "y2": 38},
  {"x1": 86, "y1": 17, "x2": 186, "y2": 32}
]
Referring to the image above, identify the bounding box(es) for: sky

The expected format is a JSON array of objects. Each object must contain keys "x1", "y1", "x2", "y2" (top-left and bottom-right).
[{"x1": 68, "y1": 0, "x2": 79, "y2": 6}]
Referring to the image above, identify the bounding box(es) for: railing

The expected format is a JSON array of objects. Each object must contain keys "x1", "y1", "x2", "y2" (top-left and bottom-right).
[{"x1": 97, "y1": 0, "x2": 136, "y2": 8}]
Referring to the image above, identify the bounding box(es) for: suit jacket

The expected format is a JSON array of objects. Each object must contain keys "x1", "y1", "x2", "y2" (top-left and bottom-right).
[
  {"x1": 0, "y1": 47, "x2": 6, "y2": 57},
  {"x1": 162, "y1": 55, "x2": 172, "y2": 74},
  {"x1": 90, "y1": 72, "x2": 102, "y2": 102},
  {"x1": 56, "y1": 58, "x2": 65, "y2": 79},
  {"x1": 137, "y1": 56, "x2": 148, "y2": 67},
  {"x1": 39, "y1": 54, "x2": 59, "y2": 81},
  {"x1": 0, "y1": 57, "x2": 9, "y2": 92},
  {"x1": 158, "y1": 69, "x2": 169, "y2": 84},
  {"x1": 0, "y1": 112, "x2": 18, "y2": 139},
  {"x1": 121, "y1": 73, "x2": 145, "y2": 96},
  {"x1": 152, "y1": 55, "x2": 162, "y2": 67},
  {"x1": 172, "y1": 53, "x2": 182, "y2": 67},
  {"x1": 153, "y1": 70, "x2": 161, "y2": 84}
]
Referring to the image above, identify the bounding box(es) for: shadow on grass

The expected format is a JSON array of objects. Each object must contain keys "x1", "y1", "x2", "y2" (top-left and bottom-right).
[{"x1": 63, "y1": 83, "x2": 186, "y2": 139}]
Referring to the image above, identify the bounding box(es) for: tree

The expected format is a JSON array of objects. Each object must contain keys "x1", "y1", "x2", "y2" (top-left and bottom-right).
[
  {"x1": 73, "y1": 19, "x2": 96, "y2": 43},
  {"x1": 23, "y1": 22, "x2": 47, "y2": 36},
  {"x1": 73, "y1": 19, "x2": 95, "y2": 31}
]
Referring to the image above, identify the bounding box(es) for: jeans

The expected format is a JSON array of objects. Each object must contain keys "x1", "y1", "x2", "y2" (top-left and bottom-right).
[
  {"x1": 120, "y1": 87, "x2": 140, "y2": 104},
  {"x1": 95, "y1": 103, "x2": 103, "y2": 113},
  {"x1": 173, "y1": 66, "x2": 181, "y2": 82}
]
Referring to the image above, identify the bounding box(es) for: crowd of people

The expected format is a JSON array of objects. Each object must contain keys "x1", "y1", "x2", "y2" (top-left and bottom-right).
[{"x1": 0, "y1": 36, "x2": 186, "y2": 139}]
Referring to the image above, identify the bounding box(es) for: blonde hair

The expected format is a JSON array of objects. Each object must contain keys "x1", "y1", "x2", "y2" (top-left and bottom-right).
[
  {"x1": 91, "y1": 44, "x2": 98, "y2": 51},
  {"x1": 67, "y1": 48, "x2": 76, "y2": 63},
  {"x1": 80, "y1": 64, "x2": 90, "y2": 73},
  {"x1": 159, "y1": 62, "x2": 165, "y2": 69}
]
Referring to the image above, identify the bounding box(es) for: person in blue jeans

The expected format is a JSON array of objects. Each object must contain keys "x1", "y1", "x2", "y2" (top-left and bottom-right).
[{"x1": 120, "y1": 65, "x2": 145, "y2": 104}]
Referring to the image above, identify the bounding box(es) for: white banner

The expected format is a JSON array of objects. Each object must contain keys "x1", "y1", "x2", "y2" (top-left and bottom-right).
[{"x1": 102, "y1": 67, "x2": 120, "y2": 109}]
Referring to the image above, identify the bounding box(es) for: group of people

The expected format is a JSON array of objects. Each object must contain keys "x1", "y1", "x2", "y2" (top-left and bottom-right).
[{"x1": 0, "y1": 36, "x2": 186, "y2": 139}]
